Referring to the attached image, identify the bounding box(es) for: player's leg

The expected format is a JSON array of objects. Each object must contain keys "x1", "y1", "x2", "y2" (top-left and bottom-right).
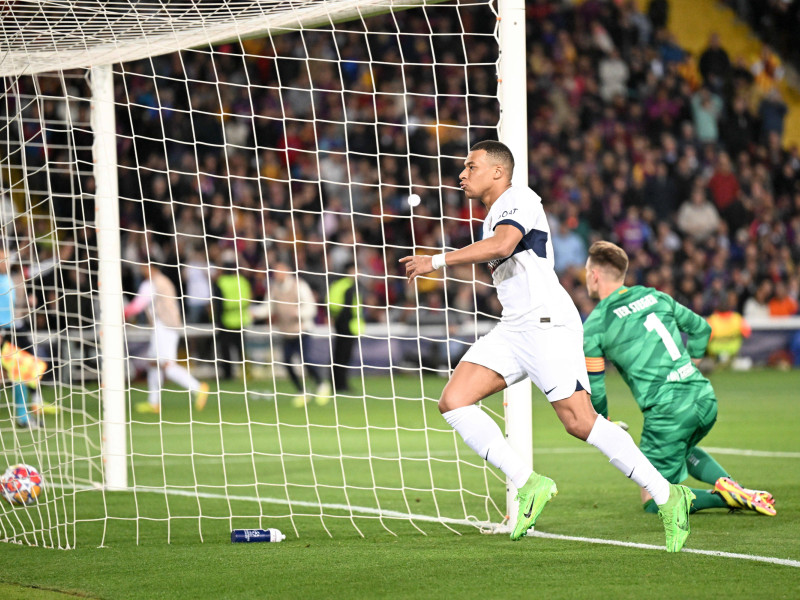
[
  {"x1": 163, "y1": 362, "x2": 201, "y2": 393},
  {"x1": 283, "y1": 336, "x2": 303, "y2": 390},
  {"x1": 442, "y1": 326, "x2": 557, "y2": 540},
  {"x1": 13, "y1": 382, "x2": 32, "y2": 427},
  {"x1": 281, "y1": 336, "x2": 306, "y2": 406},
  {"x1": 550, "y1": 391, "x2": 673, "y2": 503},
  {"x1": 158, "y1": 327, "x2": 207, "y2": 409},
  {"x1": 136, "y1": 361, "x2": 163, "y2": 413},
  {"x1": 137, "y1": 332, "x2": 164, "y2": 413},
  {"x1": 686, "y1": 446, "x2": 729, "y2": 484},
  {"x1": 216, "y1": 328, "x2": 234, "y2": 380},
  {"x1": 300, "y1": 333, "x2": 323, "y2": 386},
  {"x1": 440, "y1": 329, "x2": 521, "y2": 474},
  {"x1": 636, "y1": 397, "x2": 715, "y2": 514},
  {"x1": 522, "y1": 325, "x2": 674, "y2": 506},
  {"x1": 302, "y1": 333, "x2": 330, "y2": 406},
  {"x1": 1, "y1": 331, "x2": 37, "y2": 427},
  {"x1": 681, "y1": 392, "x2": 776, "y2": 515},
  {"x1": 332, "y1": 331, "x2": 354, "y2": 392},
  {"x1": 553, "y1": 394, "x2": 694, "y2": 551},
  {"x1": 522, "y1": 325, "x2": 693, "y2": 552},
  {"x1": 439, "y1": 361, "x2": 519, "y2": 480}
]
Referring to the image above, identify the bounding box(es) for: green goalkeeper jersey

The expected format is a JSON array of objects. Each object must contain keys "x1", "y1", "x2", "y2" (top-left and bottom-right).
[{"x1": 583, "y1": 285, "x2": 713, "y2": 418}]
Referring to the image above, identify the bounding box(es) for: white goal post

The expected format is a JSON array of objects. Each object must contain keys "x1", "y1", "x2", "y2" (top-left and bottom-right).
[{"x1": 0, "y1": 0, "x2": 531, "y2": 547}]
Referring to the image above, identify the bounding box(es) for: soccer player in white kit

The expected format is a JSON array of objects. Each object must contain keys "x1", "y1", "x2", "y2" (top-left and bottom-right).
[
  {"x1": 125, "y1": 263, "x2": 209, "y2": 413},
  {"x1": 400, "y1": 141, "x2": 693, "y2": 551}
]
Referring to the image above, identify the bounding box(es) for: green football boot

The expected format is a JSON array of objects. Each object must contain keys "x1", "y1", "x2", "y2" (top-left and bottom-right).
[
  {"x1": 510, "y1": 474, "x2": 558, "y2": 541},
  {"x1": 658, "y1": 484, "x2": 695, "y2": 552}
]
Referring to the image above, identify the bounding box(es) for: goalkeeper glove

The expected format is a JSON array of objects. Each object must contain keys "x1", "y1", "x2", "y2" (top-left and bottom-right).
[{"x1": 610, "y1": 419, "x2": 629, "y2": 432}]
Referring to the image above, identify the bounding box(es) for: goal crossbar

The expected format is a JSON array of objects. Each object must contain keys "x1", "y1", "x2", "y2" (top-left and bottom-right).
[{"x1": 0, "y1": 0, "x2": 449, "y2": 77}]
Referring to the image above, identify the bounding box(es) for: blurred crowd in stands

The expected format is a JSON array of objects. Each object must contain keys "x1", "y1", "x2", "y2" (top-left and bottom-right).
[
  {"x1": 4, "y1": 0, "x2": 800, "y2": 370},
  {"x1": 522, "y1": 0, "x2": 799, "y2": 326},
  {"x1": 724, "y1": 0, "x2": 800, "y2": 75}
]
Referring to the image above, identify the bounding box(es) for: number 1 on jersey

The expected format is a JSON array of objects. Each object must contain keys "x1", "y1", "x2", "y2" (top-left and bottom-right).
[{"x1": 643, "y1": 312, "x2": 682, "y2": 361}]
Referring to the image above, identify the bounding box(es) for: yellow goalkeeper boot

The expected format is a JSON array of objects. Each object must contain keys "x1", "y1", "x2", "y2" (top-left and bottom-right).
[
  {"x1": 193, "y1": 382, "x2": 210, "y2": 412},
  {"x1": 314, "y1": 381, "x2": 332, "y2": 406},
  {"x1": 714, "y1": 477, "x2": 776, "y2": 516},
  {"x1": 135, "y1": 401, "x2": 160, "y2": 414}
]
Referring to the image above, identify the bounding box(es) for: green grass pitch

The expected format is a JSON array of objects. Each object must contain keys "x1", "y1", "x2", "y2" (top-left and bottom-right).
[{"x1": 0, "y1": 369, "x2": 798, "y2": 599}]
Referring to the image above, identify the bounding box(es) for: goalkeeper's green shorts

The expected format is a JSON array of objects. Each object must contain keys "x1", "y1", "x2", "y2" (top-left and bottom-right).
[{"x1": 639, "y1": 384, "x2": 718, "y2": 484}]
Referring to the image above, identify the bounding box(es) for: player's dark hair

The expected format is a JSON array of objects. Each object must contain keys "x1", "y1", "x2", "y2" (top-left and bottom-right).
[
  {"x1": 470, "y1": 140, "x2": 514, "y2": 177},
  {"x1": 588, "y1": 241, "x2": 628, "y2": 280}
]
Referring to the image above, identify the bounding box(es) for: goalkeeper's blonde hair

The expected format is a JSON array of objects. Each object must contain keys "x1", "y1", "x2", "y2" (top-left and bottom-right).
[{"x1": 587, "y1": 241, "x2": 628, "y2": 281}]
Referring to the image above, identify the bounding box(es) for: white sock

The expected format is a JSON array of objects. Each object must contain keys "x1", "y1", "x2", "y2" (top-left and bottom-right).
[
  {"x1": 164, "y1": 363, "x2": 200, "y2": 392},
  {"x1": 443, "y1": 405, "x2": 533, "y2": 489},
  {"x1": 147, "y1": 367, "x2": 163, "y2": 406},
  {"x1": 586, "y1": 415, "x2": 671, "y2": 505}
]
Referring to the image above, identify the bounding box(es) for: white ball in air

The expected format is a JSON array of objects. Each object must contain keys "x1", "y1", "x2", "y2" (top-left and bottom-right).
[{"x1": 407, "y1": 194, "x2": 421, "y2": 207}]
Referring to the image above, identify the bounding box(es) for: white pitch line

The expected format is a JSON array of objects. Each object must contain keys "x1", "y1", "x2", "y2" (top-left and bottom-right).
[
  {"x1": 125, "y1": 445, "x2": 800, "y2": 466},
  {"x1": 9, "y1": 446, "x2": 798, "y2": 465},
  {"x1": 703, "y1": 447, "x2": 800, "y2": 459},
  {"x1": 529, "y1": 531, "x2": 800, "y2": 568},
  {"x1": 55, "y1": 482, "x2": 799, "y2": 569}
]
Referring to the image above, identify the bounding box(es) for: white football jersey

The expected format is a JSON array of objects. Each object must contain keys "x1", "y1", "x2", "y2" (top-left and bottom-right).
[{"x1": 482, "y1": 185, "x2": 582, "y2": 331}]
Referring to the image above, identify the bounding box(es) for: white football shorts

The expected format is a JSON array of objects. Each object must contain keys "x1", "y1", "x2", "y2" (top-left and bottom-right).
[
  {"x1": 148, "y1": 323, "x2": 181, "y2": 364},
  {"x1": 460, "y1": 322, "x2": 590, "y2": 402}
]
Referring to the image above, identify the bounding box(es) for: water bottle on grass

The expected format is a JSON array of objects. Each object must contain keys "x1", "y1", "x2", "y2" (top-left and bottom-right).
[{"x1": 230, "y1": 528, "x2": 286, "y2": 543}]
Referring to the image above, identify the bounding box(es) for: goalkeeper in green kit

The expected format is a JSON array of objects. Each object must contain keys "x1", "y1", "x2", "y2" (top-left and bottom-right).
[{"x1": 583, "y1": 241, "x2": 775, "y2": 516}]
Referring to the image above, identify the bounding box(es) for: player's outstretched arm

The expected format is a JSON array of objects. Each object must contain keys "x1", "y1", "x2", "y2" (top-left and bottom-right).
[
  {"x1": 399, "y1": 224, "x2": 521, "y2": 282},
  {"x1": 123, "y1": 283, "x2": 152, "y2": 321}
]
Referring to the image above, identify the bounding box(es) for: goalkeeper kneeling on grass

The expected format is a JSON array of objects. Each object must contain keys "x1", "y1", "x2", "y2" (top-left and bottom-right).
[{"x1": 583, "y1": 241, "x2": 775, "y2": 517}]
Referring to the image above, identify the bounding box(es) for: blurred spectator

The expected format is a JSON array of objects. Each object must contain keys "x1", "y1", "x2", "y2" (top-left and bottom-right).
[
  {"x1": 0, "y1": 248, "x2": 36, "y2": 428},
  {"x1": 751, "y1": 47, "x2": 784, "y2": 93},
  {"x1": 327, "y1": 263, "x2": 363, "y2": 393},
  {"x1": 758, "y1": 87, "x2": 788, "y2": 143},
  {"x1": 212, "y1": 252, "x2": 253, "y2": 380},
  {"x1": 768, "y1": 280, "x2": 798, "y2": 317},
  {"x1": 656, "y1": 30, "x2": 686, "y2": 65},
  {"x1": 252, "y1": 259, "x2": 330, "y2": 406},
  {"x1": 677, "y1": 187, "x2": 721, "y2": 243},
  {"x1": 691, "y1": 87, "x2": 723, "y2": 144},
  {"x1": 708, "y1": 152, "x2": 740, "y2": 217},
  {"x1": 182, "y1": 246, "x2": 212, "y2": 324},
  {"x1": 727, "y1": 2, "x2": 800, "y2": 74},
  {"x1": 698, "y1": 33, "x2": 730, "y2": 94},
  {"x1": 722, "y1": 96, "x2": 756, "y2": 158},
  {"x1": 647, "y1": 0, "x2": 669, "y2": 32},
  {"x1": 551, "y1": 219, "x2": 587, "y2": 275},
  {"x1": 743, "y1": 279, "x2": 773, "y2": 319},
  {"x1": 706, "y1": 291, "x2": 751, "y2": 366},
  {"x1": 124, "y1": 263, "x2": 208, "y2": 413},
  {"x1": 614, "y1": 206, "x2": 651, "y2": 254},
  {"x1": 644, "y1": 162, "x2": 678, "y2": 221},
  {"x1": 598, "y1": 49, "x2": 629, "y2": 102}
]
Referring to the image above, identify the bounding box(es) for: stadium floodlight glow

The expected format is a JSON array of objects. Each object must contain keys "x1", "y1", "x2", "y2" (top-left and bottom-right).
[{"x1": 0, "y1": 0, "x2": 530, "y2": 547}]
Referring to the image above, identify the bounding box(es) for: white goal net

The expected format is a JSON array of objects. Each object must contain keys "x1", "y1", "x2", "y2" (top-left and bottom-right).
[{"x1": 0, "y1": 0, "x2": 525, "y2": 547}]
